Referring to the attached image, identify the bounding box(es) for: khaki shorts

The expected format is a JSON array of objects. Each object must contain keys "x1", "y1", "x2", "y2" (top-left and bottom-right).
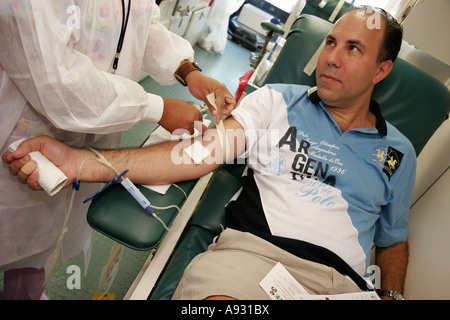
[{"x1": 172, "y1": 228, "x2": 361, "y2": 300}]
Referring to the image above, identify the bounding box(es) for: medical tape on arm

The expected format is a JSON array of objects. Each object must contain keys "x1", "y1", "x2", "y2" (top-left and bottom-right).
[{"x1": 206, "y1": 93, "x2": 229, "y2": 163}]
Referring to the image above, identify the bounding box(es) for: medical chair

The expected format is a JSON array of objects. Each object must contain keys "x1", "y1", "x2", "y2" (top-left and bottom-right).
[{"x1": 146, "y1": 14, "x2": 450, "y2": 300}]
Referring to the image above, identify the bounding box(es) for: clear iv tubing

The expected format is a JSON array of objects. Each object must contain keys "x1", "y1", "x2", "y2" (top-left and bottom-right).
[
  {"x1": 43, "y1": 157, "x2": 92, "y2": 286},
  {"x1": 66, "y1": 149, "x2": 183, "y2": 300},
  {"x1": 86, "y1": 148, "x2": 182, "y2": 232}
]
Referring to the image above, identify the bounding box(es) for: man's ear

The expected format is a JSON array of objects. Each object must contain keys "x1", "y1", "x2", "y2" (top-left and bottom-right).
[{"x1": 373, "y1": 60, "x2": 393, "y2": 85}]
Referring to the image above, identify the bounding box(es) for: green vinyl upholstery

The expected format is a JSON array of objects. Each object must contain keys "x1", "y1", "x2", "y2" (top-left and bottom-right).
[
  {"x1": 149, "y1": 13, "x2": 449, "y2": 300},
  {"x1": 150, "y1": 164, "x2": 245, "y2": 299},
  {"x1": 86, "y1": 111, "x2": 216, "y2": 251},
  {"x1": 87, "y1": 180, "x2": 198, "y2": 251}
]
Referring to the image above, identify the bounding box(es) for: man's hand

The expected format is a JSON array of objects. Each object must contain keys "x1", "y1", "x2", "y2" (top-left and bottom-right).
[
  {"x1": 185, "y1": 71, "x2": 236, "y2": 124},
  {"x1": 2, "y1": 136, "x2": 93, "y2": 191}
]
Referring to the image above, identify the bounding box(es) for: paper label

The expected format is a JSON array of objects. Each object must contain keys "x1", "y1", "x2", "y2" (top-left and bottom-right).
[
  {"x1": 259, "y1": 262, "x2": 309, "y2": 300},
  {"x1": 259, "y1": 262, "x2": 380, "y2": 300},
  {"x1": 296, "y1": 291, "x2": 380, "y2": 300}
]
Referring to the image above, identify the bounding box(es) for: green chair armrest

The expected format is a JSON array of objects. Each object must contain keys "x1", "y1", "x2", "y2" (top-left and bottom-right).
[
  {"x1": 261, "y1": 21, "x2": 285, "y2": 36},
  {"x1": 87, "y1": 180, "x2": 197, "y2": 250}
]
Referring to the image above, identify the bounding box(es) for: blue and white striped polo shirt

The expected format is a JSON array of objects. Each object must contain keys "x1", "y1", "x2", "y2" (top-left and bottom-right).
[{"x1": 228, "y1": 84, "x2": 416, "y2": 282}]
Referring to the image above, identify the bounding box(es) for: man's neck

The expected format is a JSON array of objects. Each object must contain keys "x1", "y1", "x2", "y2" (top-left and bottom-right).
[{"x1": 324, "y1": 101, "x2": 376, "y2": 133}]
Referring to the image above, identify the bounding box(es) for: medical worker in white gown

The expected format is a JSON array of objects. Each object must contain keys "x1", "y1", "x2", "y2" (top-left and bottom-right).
[{"x1": 0, "y1": 0, "x2": 235, "y2": 299}]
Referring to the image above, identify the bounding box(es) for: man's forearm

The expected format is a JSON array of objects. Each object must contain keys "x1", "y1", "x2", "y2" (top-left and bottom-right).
[
  {"x1": 87, "y1": 139, "x2": 217, "y2": 185},
  {"x1": 83, "y1": 117, "x2": 246, "y2": 186},
  {"x1": 3, "y1": 117, "x2": 245, "y2": 192},
  {"x1": 375, "y1": 241, "x2": 408, "y2": 299}
]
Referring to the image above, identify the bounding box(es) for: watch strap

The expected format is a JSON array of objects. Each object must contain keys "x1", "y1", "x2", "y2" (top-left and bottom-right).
[{"x1": 175, "y1": 60, "x2": 202, "y2": 86}]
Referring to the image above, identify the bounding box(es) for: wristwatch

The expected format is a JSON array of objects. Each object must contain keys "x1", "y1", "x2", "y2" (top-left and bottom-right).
[
  {"x1": 378, "y1": 290, "x2": 405, "y2": 300},
  {"x1": 174, "y1": 60, "x2": 202, "y2": 86}
]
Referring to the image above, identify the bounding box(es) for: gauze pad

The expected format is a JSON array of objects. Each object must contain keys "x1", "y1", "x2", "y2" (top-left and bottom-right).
[
  {"x1": 184, "y1": 141, "x2": 211, "y2": 164},
  {"x1": 8, "y1": 139, "x2": 68, "y2": 196}
]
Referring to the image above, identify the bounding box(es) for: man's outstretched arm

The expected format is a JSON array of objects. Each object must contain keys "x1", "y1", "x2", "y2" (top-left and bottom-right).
[{"x1": 2, "y1": 117, "x2": 246, "y2": 191}]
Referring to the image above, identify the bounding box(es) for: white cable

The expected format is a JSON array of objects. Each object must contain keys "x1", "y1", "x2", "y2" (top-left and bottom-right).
[
  {"x1": 148, "y1": 203, "x2": 183, "y2": 232},
  {"x1": 83, "y1": 149, "x2": 183, "y2": 299},
  {"x1": 43, "y1": 155, "x2": 92, "y2": 284}
]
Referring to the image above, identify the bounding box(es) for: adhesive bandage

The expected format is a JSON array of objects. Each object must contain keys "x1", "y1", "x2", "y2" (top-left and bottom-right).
[{"x1": 8, "y1": 139, "x2": 68, "y2": 196}]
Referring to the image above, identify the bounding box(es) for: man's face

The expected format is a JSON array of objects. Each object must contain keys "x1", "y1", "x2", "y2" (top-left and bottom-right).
[{"x1": 316, "y1": 11, "x2": 387, "y2": 108}]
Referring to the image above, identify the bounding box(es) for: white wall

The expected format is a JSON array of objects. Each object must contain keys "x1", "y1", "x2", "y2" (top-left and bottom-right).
[
  {"x1": 401, "y1": 0, "x2": 450, "y2": 66},
  {"x1": 405, "y1": 120, "x2": 450, "y2": 299}
]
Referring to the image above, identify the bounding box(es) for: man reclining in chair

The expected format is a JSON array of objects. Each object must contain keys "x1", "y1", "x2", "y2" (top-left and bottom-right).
[{"x1": 4, "y1": 6, "x2": 414, "y2": 300}]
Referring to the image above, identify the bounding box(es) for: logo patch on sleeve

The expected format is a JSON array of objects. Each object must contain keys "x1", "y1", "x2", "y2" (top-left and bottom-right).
[{"x1": 382, "y1": 146, "x2": 403, "y2": 180}]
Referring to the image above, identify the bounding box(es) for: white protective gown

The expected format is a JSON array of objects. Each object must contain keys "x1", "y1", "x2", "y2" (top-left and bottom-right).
[{"x1": 0, "y1": 0, "x2": 194, "y2": 271}]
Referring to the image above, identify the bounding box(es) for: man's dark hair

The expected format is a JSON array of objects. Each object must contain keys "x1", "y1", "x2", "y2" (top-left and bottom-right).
[{"x1": 352, "y1": 5, "x2": 403, "y2": 63}]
